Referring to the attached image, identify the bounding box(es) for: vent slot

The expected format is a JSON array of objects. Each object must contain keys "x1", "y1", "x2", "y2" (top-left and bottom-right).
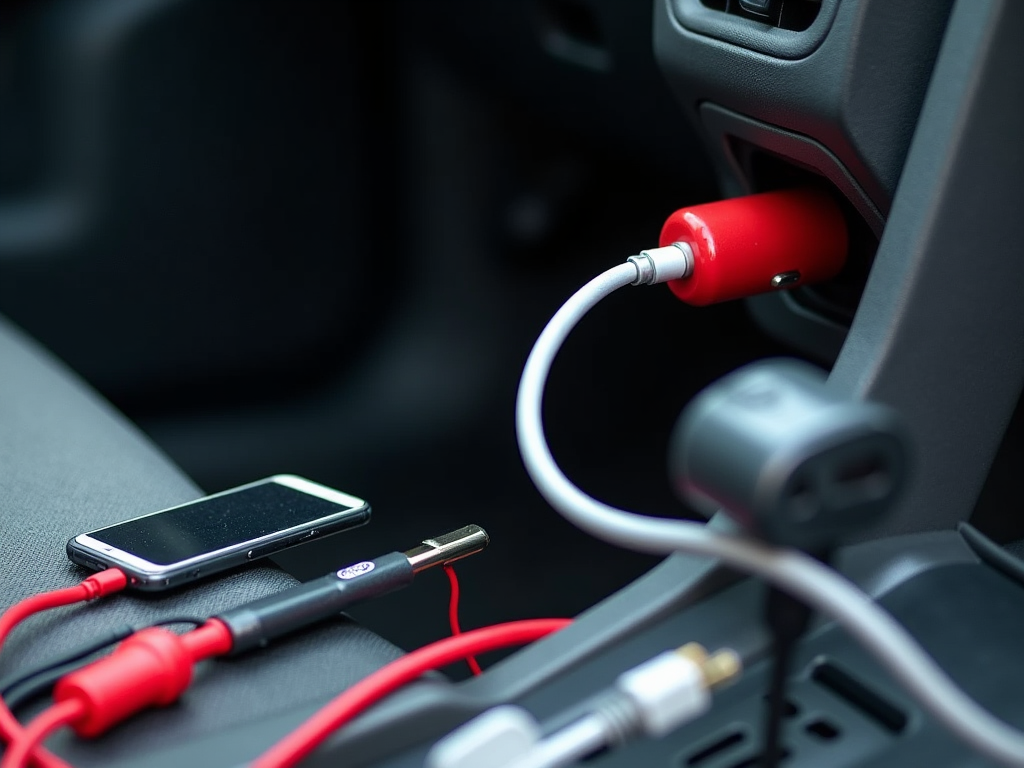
[
  {"x1": 811, "y1": 661, "x2": 908, "y2": 733},
  {"x1": 697, "y1": 0, "x2": 822, "y2": 32},
  {"x1": 684, "y1": 729, "x2": 746, "y2": 765},
  {"x1": 805, "y1": 718, "x2": 841, "y2": 741}
]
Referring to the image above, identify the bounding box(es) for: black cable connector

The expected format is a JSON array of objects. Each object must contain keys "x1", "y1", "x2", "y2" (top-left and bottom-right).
[{"x1": 218, "y1": 525, "x2": 489, "y2": 655}]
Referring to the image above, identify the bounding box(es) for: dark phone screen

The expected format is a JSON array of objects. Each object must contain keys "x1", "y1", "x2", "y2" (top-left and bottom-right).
[{"x1": 88, "y1": 482, "x2": 362, "y2": 565}]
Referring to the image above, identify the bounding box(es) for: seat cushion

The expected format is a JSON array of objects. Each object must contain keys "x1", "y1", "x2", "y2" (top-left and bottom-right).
[{"x1": 0, "y1": 315, "x2": 408, "y2": 766}]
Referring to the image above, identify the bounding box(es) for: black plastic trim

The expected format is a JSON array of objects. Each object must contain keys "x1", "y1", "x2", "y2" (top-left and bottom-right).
[
  {"x1": 829, "y1": 0, "x2": 1024, "y2": 538},
  {"x1": 672, "y1": 0, "x2": 840, "y2": 60},
  {"x1": 368, "y1": 529, "x2": 983, "y2": 768},
  {"x1": 699, "y1": 103, "x2": 885, "y2": 234},
  {"x1": 957, "y1": 522, "x2": 1024, "y2": 590}
]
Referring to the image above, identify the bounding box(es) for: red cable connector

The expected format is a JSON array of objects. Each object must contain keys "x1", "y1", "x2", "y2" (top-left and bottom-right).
[
  {"x1": 660, "y1": 187, "x2": 848, "y2": 306},
  {"x1": 50, "y1": 619, "x2": 232, "y2": 738}
]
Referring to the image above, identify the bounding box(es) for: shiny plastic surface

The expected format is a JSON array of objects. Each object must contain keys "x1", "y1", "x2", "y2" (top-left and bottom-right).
[
  {"x1": 54, "y1": 629, "x2": 194, "y2": 738},
  {"x1": 660, "y1": 188, "x2": 848, "y2": 306}
]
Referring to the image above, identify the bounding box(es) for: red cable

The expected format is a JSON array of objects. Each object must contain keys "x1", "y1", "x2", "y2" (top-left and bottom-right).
[
  {"x1": 442, "y1": 565, "x2": 482, "y2": 676},
  {"x1": 1, "y1": 700, "x2": 86, "y2": 768},
  {"x1": 180, "y1": 619, "x2": 233, "y2": 662},
  {"x1": 251, "y1": 618, "x2": 572, "y2": 768},
  {"x1": 0, "y1": 570, "x2": 127, "y2": 768}
]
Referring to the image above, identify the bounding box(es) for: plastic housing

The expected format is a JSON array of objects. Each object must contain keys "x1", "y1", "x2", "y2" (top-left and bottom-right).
[
  {"x1": 670, "y1": 359, "x2": 909, "y2": 550},
  {"x1": 660, "y1": 188, "x2": 847, "y2": 306}
]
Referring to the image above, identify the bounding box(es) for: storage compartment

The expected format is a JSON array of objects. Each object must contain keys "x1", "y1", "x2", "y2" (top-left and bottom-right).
[
  {"x1": 730, "y1": 140, "x2": 878, "y2": 330},
  {"x1": 693, "y1": 104, "x2": 885, "y2": 362}
]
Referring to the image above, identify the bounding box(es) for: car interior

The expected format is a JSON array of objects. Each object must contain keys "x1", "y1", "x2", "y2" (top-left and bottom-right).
[{"x1": 1, "y1": 0, "x2": 1023, "y2": 766}]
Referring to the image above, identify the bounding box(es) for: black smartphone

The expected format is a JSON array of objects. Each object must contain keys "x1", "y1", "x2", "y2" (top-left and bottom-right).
[{"x1": 67, "y1": 475, "x2": 370, "y2": 591}]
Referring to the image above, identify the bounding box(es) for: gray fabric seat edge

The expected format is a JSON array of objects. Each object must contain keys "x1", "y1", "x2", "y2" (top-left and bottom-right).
[{"x1": 0, "y1": 315, "x2": 407, "y2": 767}]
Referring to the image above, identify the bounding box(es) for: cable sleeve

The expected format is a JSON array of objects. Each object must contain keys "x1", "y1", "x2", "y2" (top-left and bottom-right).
[
  {"x1": 218, "y1": 552, "x2": 414, "y2": 655},
  {"x1": 180, "y1": 620, "x2": 232, "y2": 662},
  {"x1": 53, "y1": 627, "x2": 195, "y2": 737},
  {"x1": 515, "y1": 264, "x2": 1024, "y2": 767}
]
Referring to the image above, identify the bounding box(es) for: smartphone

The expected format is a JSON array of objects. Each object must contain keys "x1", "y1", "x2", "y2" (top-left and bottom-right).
[{"x1": 67, "y1": 475, "x2": 370, "y2": 591}]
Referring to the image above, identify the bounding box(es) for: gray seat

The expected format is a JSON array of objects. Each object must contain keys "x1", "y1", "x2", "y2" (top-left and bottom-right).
[{"x1": 0, "y1": 315, "x2": 407, "y2": 767}]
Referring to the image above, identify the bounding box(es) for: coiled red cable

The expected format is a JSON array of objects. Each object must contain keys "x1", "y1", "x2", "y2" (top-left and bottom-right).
[
  {"x1": 1, "y1": 700, "x2": 86, "y2": 768},
  {"x1": 0, "y1": 570, "x2": 127, "y2": 768},
  {"x1": 2, "y1": 570, "x2": 566, "y2": 768}
]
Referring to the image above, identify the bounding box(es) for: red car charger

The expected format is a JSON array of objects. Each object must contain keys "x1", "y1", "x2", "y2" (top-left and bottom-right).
[{"x1": 661, "y1": 187, "x2": 848, "y2": 306}]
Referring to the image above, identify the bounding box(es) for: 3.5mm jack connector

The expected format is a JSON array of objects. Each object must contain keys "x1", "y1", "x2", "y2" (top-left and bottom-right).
[
  {"x1": 405, "y1": 525, "x2": 490, "y2": 572},
  {"x1": 678, "y1": 642, "x2": 743, "y2": 690},
  {"x1": 428, "y1": 642, "x2": 742, "y2": 768},
  {"x1": 615, "y1": 642, "x2": 741, "y2": 740}
]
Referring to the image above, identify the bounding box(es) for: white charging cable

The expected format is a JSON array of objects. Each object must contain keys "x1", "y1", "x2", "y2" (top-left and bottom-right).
[
  {"x1": 427, "y1": 642, "x2": 740, "y2": 768},
  {"x1": 515, "y1": 251, "x2": 1024, "y2": 767}
]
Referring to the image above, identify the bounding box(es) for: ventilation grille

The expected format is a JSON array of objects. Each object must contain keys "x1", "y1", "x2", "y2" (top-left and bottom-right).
[
  {"x1": 698, "y1": 0, "x2": 822, "y2": 32},
  {"x1": 677, "y1": 659, "x2": 907, "y2": 767}
]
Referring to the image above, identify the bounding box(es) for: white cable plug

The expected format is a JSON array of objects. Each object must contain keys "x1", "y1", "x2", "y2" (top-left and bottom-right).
[
  {"x1": 615, "y1": 649, "x2": 710, "y2": 738},
  {"x1": 431, "y1": 644, "x2": 740, "y2": 768},
  {"x1": 628, "y1": 242, "x2": 694, "y2": 285},
  {"x1": 425, "y1": 706, "x2": 540, "y2": 768},
  {"x1": 502, "y1": 715, "x2": 607, "y2": 768},
  {"x1": 514, "y1": 257, "x2": 1024, "y2": 767}
]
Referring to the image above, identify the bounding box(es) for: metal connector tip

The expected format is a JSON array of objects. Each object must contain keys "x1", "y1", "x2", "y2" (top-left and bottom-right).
[
  {"x1": 677, "y1": 643, "x2": 742, "y2": 690},
  {"x1": 404, "y1": 525, "x2": 490, "y2": 573}
]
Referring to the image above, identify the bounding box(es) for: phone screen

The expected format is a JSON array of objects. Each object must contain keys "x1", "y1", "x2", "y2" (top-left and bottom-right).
[{"x1": 87, "y1": 481, "x2": 358, "y2": 565}]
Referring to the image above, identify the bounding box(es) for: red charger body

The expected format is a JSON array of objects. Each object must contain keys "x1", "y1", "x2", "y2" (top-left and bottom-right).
[{"x1": 660, "y1": 188, "x2": 848, "y2": 306}]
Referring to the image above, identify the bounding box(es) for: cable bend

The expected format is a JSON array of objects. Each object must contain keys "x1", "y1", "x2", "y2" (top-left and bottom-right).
[{"x1": 515, "y1": 262, "x2": 1024, "y2": 768}]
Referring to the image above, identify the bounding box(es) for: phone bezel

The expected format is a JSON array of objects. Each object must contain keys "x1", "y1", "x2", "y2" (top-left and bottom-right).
[{"x1": 67, "y1": 475, "x2": 370, "y2": 590}]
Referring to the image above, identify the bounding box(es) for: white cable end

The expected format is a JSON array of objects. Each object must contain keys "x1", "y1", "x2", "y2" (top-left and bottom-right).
[
  {"x1": 616, "y1": 650, "x2": 710, "y2": 738},
  {"x1": 426, "y1": 705, "x2": 541, "y2": 768},
  {"x1": 628, "y1": 242, "x2": 694, "y2": 285}
]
